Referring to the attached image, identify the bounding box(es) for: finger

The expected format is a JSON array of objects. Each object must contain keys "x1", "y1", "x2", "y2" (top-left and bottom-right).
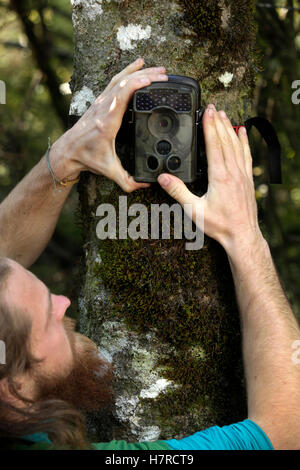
[
  {"x1": 157, "y1": 173, "x2": 198, "y2": 206},
  {"x1": 127, "y1": 66, "x2": 166, "y2": 80},
  {"x1": 103, "y1": 66, "x2": 167, "y2": 101},
  {"x1": 109, "y1": 157, "x2": 151, "y2": 192},
  {"x1": 213, "y1": 110, "x2": 240, "y2": 174},
  {"x1": 108, "y1": 66, "x2": 167, "y2": 95},
  {"x1": 118, "y1": 71, "x2": 168, "y2": 92},
  {"x1": 157, "y1": 173, "x2": 204, "y2": 229},
  {"x1": 112, "y1": 73, "x2": 168, "y2": 116},
  {"x1": 126, "y1": 179, "x2": 151, "y2": 192},
  {"x1": 104, "y1": 57, "x2": 145, "y2": 94},
  {"x1": 217, "y1": 110, "x2": 247, "y2": 174},
  {"x1": 202, "y1": 105, "x2": 227, "y2": 180},
  {"x1": 238, "y1": 126, "x2": 253, "y2": 181}
]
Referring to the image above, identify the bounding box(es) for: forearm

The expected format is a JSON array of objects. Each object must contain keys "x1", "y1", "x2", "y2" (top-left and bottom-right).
[
  {"x1": 0, "y1": 132, "x2": 80, "y2": 268},
  {"x1": 158, "y1": 105, "x2": 300, "y2": 448},
  {"x1": 0, "y1": 61, "x2": 166, "y2": 268},
  {"x1": 227, "y1": 234, "x2": 300, "y2": 448}
]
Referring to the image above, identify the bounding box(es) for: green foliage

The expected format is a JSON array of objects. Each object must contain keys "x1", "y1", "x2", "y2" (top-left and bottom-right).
[
  {"x1": 253, "y1": 1, "x2": 300, "y2": 315},
  {"x1": 0, "y1": 0, "x2": 81, "y2": 319}
]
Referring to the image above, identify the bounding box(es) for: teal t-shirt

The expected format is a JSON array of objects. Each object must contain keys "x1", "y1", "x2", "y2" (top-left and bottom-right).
[
  {"x1": 20, "y1": 419, "x2": 273, "y2": 450},
  {"x1": 164, "y1": 419, "x2": 273, "y2": 450}
]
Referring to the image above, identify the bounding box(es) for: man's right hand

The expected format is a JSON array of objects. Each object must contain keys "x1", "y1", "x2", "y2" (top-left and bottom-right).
[{"x1": 157, "y1": 104, "x2": 265, "y2": 255}]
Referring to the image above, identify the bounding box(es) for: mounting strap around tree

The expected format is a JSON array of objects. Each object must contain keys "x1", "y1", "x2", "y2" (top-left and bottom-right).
[
  {"x1": 234, "y1": 117, "x2": 282, "y2": 184},
  {"x1": 245, "y1": 117, "x2": 282, "y2": 184}
]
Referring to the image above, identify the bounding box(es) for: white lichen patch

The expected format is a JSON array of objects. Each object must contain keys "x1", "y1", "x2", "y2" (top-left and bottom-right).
[
  {"x1": 115, "y1": 395, "x2": 140, "y2": 423},
  {"x1": 69, "y1": 85, "x2": 95, "y2": 116},
  {"x1": 115, "y1": 394, "x2": 162, "y2": 441},
  {"x1": 117, "y1": 24, "x2": 152, "y2": 51},
  {"x1": 97, "y1": 320, "x2": 179, "y2": 439},
  {"x1": 138, "y1": 426, "x2": 161, "y2": 441},
  {"x1": 94, "y1": 255, "x2": 102, "y2": 264},
  {"x1": 71, "y1": 0, "x2": 103, "y2": 20},
  {"x1": 140, "y1": 378, "x2": 172, "y2": 399},
  {"x1": 158, "y1": 36, "x2": 166, "y2": 44},
  {"x1": 97, "y1": 321, "x2": 130, "y2": 365},
  {"x1": 218, "y1": 72, "x2": 234, "y2": 88}
]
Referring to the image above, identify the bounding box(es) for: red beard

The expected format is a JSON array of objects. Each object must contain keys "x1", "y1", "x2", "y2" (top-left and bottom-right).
[{"x1": 34, "y1": 317, "x2": 114, "y2": 413}]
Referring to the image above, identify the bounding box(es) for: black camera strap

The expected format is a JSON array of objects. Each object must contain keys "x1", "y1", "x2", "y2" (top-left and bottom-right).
[{"x1": 244, "y1": 117, "x2": 282, "y2": 184}]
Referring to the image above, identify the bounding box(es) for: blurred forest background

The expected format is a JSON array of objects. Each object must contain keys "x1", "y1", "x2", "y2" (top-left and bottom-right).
[{"x1": 0, "y1": 0, "x2": 299, "y2": 320}]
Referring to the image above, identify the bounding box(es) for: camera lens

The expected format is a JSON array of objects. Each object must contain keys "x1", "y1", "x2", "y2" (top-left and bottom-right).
[
  {"x1": 148, "y1": 110, "x2": 179, "y2": 138},
  {"x1": 147, "y1": 155, "x2": 159, "y2": 171},
  {"x1": 157, "y1": 115, "x2": 172, "y2": 133},
  {"x1": 160, "y1": 119, "x2": 169, "y2": 129},
  {"x1": 166, "y1": 156, "x2": 181, "y2": 172}
]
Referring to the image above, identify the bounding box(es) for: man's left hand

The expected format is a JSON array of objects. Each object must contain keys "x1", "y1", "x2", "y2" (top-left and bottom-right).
[{"x1": 61, "y1": 58, "x2": 168, "y2": 192}]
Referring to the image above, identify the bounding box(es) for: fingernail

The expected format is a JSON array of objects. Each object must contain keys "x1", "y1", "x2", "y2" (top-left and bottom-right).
[
  {"x1": 239, "y1": 126, "x2": 247, "y2": 135},
  {"x1": 207, "y1": 108, "x2": 214, "y2": 117},
  {"x1": 155, "y1": 66, "x2": 166, "y2": 72},
  {"x1": 136, "y1": 57, "x2": 143, "y2": 64},
  {"x1": 158, "y1": 74, "x2": 168, "y2": 80},
  {"x1": 219, "y1": 110, "x2": 227, "y2": 119},
  {"x1": 158, "y1": 174, "x2": 171, "y2": 188},
  {"x1": 207, "y1": 103, "x2": 216, "y2": 110}
]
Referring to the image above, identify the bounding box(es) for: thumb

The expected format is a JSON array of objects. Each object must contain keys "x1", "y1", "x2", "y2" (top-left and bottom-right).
[
  {"x1": 157, "y1": 173, "x2": 196, "y2": 206},
  {"x1": 158, "y1": 173, "x2": 205, "y2": 231},
  {"x1": 112, "y1": 159, "x2": 150, "y2": 192}
]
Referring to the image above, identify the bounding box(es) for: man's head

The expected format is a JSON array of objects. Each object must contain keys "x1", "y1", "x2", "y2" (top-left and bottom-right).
[{"x1": 0, "y1": 257, "x2": 113, "y2": 449}]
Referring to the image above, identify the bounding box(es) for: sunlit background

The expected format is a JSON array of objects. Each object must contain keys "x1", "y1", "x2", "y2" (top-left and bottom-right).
[{"x1": 0, "y1": 0, "x2": 299, "y2": 319}]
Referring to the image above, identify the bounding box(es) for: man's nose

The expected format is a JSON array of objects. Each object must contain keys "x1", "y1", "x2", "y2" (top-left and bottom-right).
[{"x1": 53, "y1": 295, "x2": 71, "y2": 321}]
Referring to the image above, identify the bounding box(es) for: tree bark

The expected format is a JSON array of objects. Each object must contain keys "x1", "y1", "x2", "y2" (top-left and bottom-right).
[{"x1": 70, "y1": 0, "x2": 258, "y2": 442}]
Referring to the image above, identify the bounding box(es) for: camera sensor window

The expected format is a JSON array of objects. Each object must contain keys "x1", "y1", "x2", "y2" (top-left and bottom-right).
[
  {"x1": 136, "y1": 90, "x2": 192, "y2": 112},
  {"x1": 156, "y1": 140, "x2": 172, "y2": 155}
]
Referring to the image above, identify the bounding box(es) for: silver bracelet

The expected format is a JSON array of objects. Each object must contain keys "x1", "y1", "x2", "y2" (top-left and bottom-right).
[{"x1": 45, "y1": 137, "x2": 79, "y2": 193}]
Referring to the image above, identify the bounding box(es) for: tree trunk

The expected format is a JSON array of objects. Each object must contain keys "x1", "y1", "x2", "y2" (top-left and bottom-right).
[{"x1": 70, "y1": 0, "x2": 257, "y2": 442}]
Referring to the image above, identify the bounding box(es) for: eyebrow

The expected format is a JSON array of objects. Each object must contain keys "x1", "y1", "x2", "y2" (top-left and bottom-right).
[{"x1": 45, "y1": 288, "x2": 53, "y2": 330}]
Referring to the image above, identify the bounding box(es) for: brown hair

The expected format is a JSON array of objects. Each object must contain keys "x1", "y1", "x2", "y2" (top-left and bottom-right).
[{"x1": 0, "y1": 257, "x2": 110, "y2": 449}]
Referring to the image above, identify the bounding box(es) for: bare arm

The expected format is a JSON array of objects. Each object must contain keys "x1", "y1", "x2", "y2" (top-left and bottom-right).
[
  {"x1": 0, "y1": 136, "x2": 78, "y2": 268},
  {"x1": 0, "y1": 59, "x2": 168, "y2": 268},
  {"x1": 228, "y1": 234, "x2": 300, "y2": 449},
  {"x1": 157, "y1": 105, "x2": 300, "y2": 449}
]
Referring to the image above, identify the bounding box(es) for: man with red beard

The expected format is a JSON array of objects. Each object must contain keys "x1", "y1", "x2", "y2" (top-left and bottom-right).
[
  {"x1": 0, "y1": 59, "x2": 299, "y2": 450},
  {"x1": 0, "y1": 260, "x2": 113, "y2": 449}
]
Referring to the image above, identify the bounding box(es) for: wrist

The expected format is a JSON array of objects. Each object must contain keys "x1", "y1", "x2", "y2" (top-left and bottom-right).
[
  {"x1": 49, "y1": 130, "x2": 84, "y2": 181},
  {"x1": 222, "y1": 229, "x2": 270, "y2": 268}
]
